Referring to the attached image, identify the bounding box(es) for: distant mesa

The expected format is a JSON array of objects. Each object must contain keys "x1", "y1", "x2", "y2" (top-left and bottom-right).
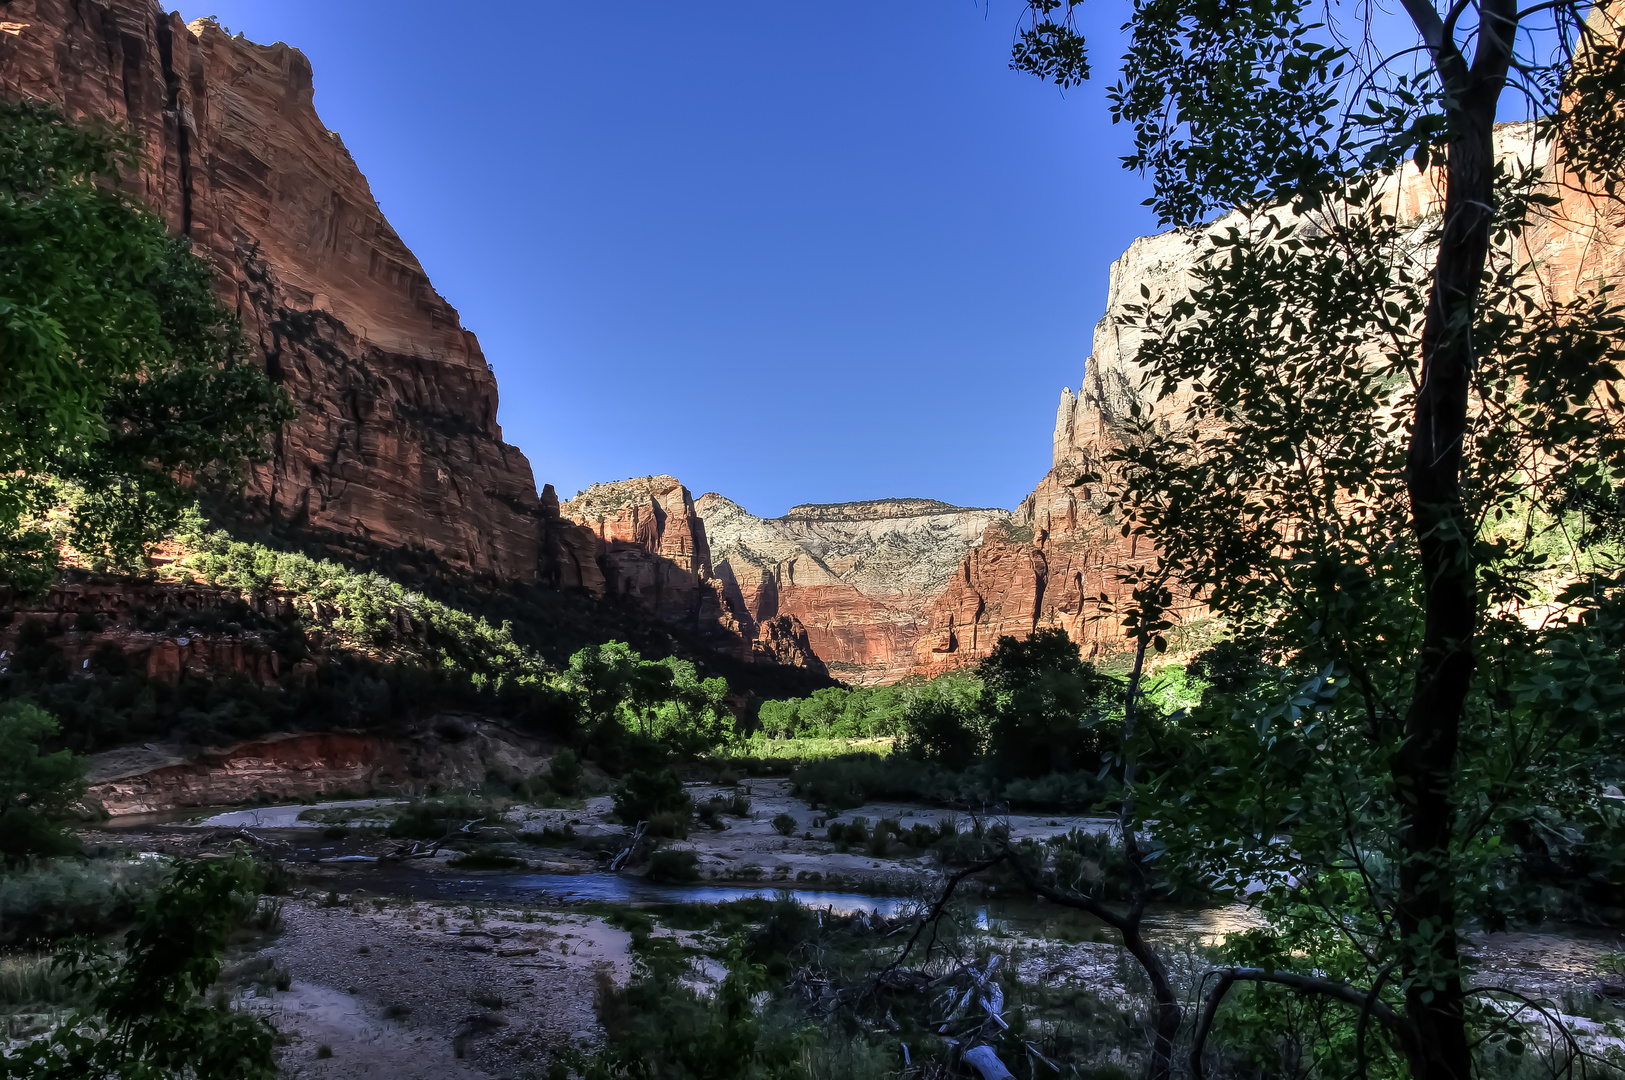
[{"x1": 779, "y1": 498, "x2": 1005, "y2": 522}]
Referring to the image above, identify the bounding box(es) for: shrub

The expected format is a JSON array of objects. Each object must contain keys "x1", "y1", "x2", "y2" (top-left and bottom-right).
[
  {"x1": 548, "y1": 748, "x2": 583, "y2": 796},
  {"x1": 901, "y1": 822, "x2": 939, "y2": 850},
  {"x1": 1003, "y1": 770, "x2": 1102, "y2": 810},
  {"x1": 645, "y1": 811, "x2": 690, "y2": 840},
  {"x1": 724, "y1": 791, "x2": 751, "y2": 816},
  {"x1": 613, "y1": 768, "x2": 691, "y2": 829},
  {"x1": 770, "y1": 813, "x2": 797, "y2": 837},
  {"x1": 0, "y1": 952, "x2": 90, "y2": 1011},
  {"x1": 448, "y1": 846, "x2": 525, "y2": 871},
  {"x1": 583, "y1": 940, "x2": 808, "y2": 1078},
  {"x1": 8, "y1": 857, "x2": 276, "y2": 1078},
  {"x1": 868, "y1": 818, "x2": 902, "y2": 857},
  {"x1": 646, "y1": 849, "x2": 699, "y2": 883},
  {"x1": 385, "y1": 798, "x2": 507, "y2": 841},
  {"x1": 0, "y1": 857, "x2": 169, "y2": 945},
  {"x1": 0, "y1": 702, "x2": 86, "y2": 865},
  {"x1": 897, "y1": 696, "x2": 982, "y2": 770},
  {"x1": 826, "y1": 817, "x2": 869, "y2": 851}
]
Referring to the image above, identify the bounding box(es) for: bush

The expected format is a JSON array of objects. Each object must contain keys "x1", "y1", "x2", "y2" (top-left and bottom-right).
[
  {"x1": 646, "y1": 849, "x2": 699, "y2": 883},
  {"x1": 613, "y1": 768, "x2": 692, "y2": 830},
  {"x1": 0, "y1": 857, "x2": 169, "y2": 946},
  {"x1": 645, "y1": 811, "x2": 690, "y2": 840},
  {"x1": 1003, "y1": 770, "x2": 1103, "y2": 810},
  {"x1": 897, "y1": 696, "x2": 982, "y2": 770},
  {"x1": 448, "y1": 846, "x2": 525, "y2": 871},
  {"x1": 696, "y1": 798, "x2": 729, "y2": 831},
  {"x1": 580, "y1": 940, "x2": 807, "y2": 1079},
  {"x1": 792, "y1": 754, "x2": 990, "y2": 811},
  {"x1": 770, "y1": 813, "x2": 797, "y2": 837},
  {"x1": 6, "y1": 857, "x2": 276, "y2": 1078},
  {"x1": 385, "y1": 798, "x2": 507, "y2": 841},
  {"x1": 0, "y1": 952, "x2": 90, "y2": 1011},
  {"x1": 0, "y1": 702, "x2": 86, "y2": 865},
  {"x1": 549, "y1": 748, "x2": 583, "y2": 796},
  {"x1": 826, "y1": 817, "x2": 870, "y2": 851}
]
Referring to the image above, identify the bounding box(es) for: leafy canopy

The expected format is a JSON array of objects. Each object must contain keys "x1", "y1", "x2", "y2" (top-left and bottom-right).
[
  {"x1": 0, "y1": 100, "x2": 292, "y2": 584},
  {"x1": 0, "y1": 857, "x2": 276, "y2": 1080},
  {"x1": 0, "y1": 702, "x2": 86, "y2": 865}
]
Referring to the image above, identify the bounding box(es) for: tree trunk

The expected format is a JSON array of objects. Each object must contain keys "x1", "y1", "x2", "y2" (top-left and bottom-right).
[
  {"x1": 1393, "y1": 77, "x2": 1501, "y2": 1080},
  {"x1": 1119, "y1": 628, "x2": 1180, "y2": 1080},
  {"x1": 1122, "y1": 924, "x2": 1181, "y2": 1080}
]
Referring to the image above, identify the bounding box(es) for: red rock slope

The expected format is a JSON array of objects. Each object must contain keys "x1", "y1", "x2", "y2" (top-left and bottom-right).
[{"x1": 1, "y1": 0, "x2": 546, "y2": 579}]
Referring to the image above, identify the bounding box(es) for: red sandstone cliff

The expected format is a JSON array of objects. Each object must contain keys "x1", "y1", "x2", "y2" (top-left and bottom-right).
[
  {"x1": 698, "y1": 495, "x2": 1010, "y2": 684},
  {"x1": 0, "y1": 0, "x2": 552, "y2": 580},
  {"x1": 916, "y1": 124, "x2": 1625, "y2": 677},
  {"x1": 562, "y1": 477, "x2": 827, "y2": 674}
]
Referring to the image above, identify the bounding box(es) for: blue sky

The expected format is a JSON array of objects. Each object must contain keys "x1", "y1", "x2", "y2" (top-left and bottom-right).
[{"x1": 186, "y1": 1, "x2": 1160, "y2": 517}]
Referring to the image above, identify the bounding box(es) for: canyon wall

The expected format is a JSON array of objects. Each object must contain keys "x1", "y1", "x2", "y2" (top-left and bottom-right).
[
  {"x1": 0, "y1": 0, "x2": 551, "y2": 580},
  {"x1": 562, "y1": 477, "x2": 827, "y2": 675},
  {"x1": 0, "y1": 1, "x2": 834, "y2": 678},
  {"x1": 918, "y1": 124, "x2": 1625, "y2": 677},
  {"x1": 697, "y1": 496, "x2": 1010, "y2": 684},
  {"x1": 918, "y1": 224, "x2": 1203, "y2": 676}
]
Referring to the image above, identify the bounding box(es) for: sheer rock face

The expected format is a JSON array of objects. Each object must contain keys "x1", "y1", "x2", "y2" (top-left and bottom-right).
[
  {"x1": 922, "y1": 127, "x2": 1625, "y2": 676},
  {"x1": 698, "y1": 494, "x2": 1009, "y2": 684},
  {"x1": 562, "y1": 476, "x2": 715, "y2": 628},
  {"x1": 560, "y1": 477, "x2": 827, "y2": 674},
  {"x1": 1, "y1": 0, "x2": 546, "y2": 580},
  {"x1": 84, "y1": 722, "x2": 553, "y2": 815}
]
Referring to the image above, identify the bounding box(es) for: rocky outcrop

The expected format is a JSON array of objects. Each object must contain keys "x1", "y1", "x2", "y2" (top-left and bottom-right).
[
  {"x1": 1, "y1": 0, "x2": 547, "y2": 580},
  {"x1": 699, "y1": 495, "x2": 1009, "y2": 684},
  {"x1": 0, "y1": 581, "x2": 316, "y2": 685},
  {"x1": 558, "y1": 477, "x2": 827, "y2": 675},
  {"x1": 563, "y1": 476, "x2": 716, "y2": 627},
  {"x1": 84, "y1": 719, "x2": 555, "y2": 815}
]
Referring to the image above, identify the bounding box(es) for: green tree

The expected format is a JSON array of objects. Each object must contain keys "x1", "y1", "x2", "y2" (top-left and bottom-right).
[
  {"x1": 1008, "y1": 0, "x2": 1625, "y2": 1074},
  {"x1": 896, "y1": 695, "x2": 981, "y2": 770},
  {"x1": 564, "y1": 641, "x2": 642, "y2": 727},
  {"x1": 579, "y1": 938, "x2": 808, "y2": 1080},
  {"x1": 976, "y1": 628, "x2": 1123, "y2": 778},
  {"x1": 0, "y1": 702, "x2": 85, "y2": 864},
  {"x1": 0, "y1": 101, "x2": 293, "y2": 585},
  {"x1": 0, "y1": 857, "x2": 276, "y2": 1079}
]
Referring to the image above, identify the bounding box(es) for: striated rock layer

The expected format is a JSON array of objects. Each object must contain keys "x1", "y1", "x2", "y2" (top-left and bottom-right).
[
  {"x1": 698, "y1": 495, "x2": 1009, "y2": 684},
  {"x1": 1, "y1": 0, "x2": 548, "y2": 580},
  {"x1": 84, "y1": 720, "x2": 556, "y2": 815},
  {"x1": 563, "y1": 477, "x2": 827, "y2": 675}
]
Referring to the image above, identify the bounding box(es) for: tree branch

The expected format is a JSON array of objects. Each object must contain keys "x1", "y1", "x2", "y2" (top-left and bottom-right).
[
  {"x1": 1472, "y1": 0, "x2": 1521, "y2": 80},
  {"x1": 1399, "y1": 0, "x2": 1448, "y2": 54},
  {"x1": 877, "y1": 855, "x2": 1000, "y2": 985},
  {"x1": 1188, "y1": 967, "x2": 1415, "y2": 1079}
]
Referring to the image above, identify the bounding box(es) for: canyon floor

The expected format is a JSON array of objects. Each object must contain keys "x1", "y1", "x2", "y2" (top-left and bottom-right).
[{"x1": 83, "y1": 780, "x2": 1625, "y2": 1078}]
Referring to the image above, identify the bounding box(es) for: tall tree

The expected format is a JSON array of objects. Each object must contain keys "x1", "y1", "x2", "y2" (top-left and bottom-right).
[
  {"x1": 1010, "y1": 1, "x2": 1625, "y2": 1076},
  {"x1": 0, "y1": 100, "x2": 292, "y2": 586}
]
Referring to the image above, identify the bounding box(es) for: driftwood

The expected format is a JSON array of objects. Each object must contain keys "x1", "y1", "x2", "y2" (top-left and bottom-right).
[
  {"x1": 609, "y1": 821, "x2": 649, "y2": 871},
  {"x1": 960, "y1": 1045, "x2": 1015, "y2": 1080}
]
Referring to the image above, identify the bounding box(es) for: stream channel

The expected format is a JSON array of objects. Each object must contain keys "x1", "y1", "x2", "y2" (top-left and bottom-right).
[{"x1": 100, "y1": 807, "x2": 1622, "y2": 987}]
